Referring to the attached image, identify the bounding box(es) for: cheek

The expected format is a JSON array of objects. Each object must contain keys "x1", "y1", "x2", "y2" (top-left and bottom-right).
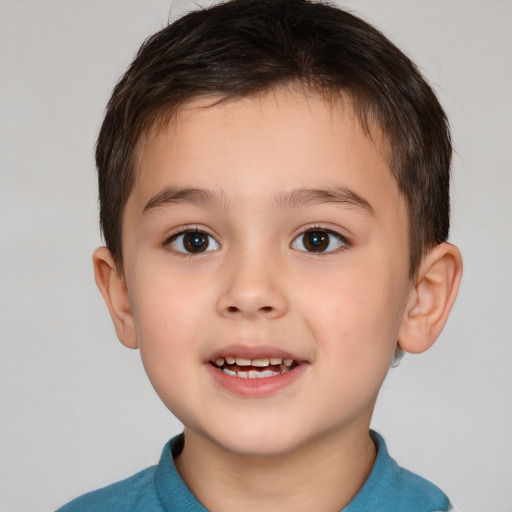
[
  {"x1": 130, "y1": 277, "x2": 206, "y2": 417},
  {"x1": 298, "y1": 259, "x2": 407, "y2": 356},
  {"x1": 128, "y1": 268, "x2": 210, "y2": 364}
]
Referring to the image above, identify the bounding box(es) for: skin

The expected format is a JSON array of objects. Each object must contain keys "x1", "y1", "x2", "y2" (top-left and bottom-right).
[{"x1": 94, "y1": 88, "x2": 462, "y2": 511}]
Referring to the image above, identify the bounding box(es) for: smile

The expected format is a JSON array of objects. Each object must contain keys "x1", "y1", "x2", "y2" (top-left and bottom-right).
[{"x1": 211, "y1": 356, "x2": 298, "y2": 379}]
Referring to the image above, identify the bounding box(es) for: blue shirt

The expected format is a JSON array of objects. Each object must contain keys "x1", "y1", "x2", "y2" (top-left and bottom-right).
[{"x1": 58, "y1": 431, "x2": 452, "y2": 511}]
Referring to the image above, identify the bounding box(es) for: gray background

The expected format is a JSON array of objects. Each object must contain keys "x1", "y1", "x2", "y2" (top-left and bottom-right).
[{"x1": 1, "y1": 1, "x2": 510, "y2": 511}]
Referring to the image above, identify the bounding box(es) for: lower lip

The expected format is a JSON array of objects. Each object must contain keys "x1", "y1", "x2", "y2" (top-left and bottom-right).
[{"x1": 205, "y1": 363, "x2": 307, "y2": 397}]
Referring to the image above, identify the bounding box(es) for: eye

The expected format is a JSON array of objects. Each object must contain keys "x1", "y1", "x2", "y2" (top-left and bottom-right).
[
  {"x1": 168, "y1": 230, "x2": 220, "y2": 254},
  {"x1": 291, "y1": 228, "x2": 347, "y2": 253}
]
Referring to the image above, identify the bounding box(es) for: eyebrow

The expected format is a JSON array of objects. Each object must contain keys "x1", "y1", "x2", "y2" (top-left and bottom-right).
[
  {"x1": 274, "y1": 187, "x2": 374, "y2": 215},
  {"x1": 143, "y1": 185, "x2": 374, "y2": 215},
  {"x1": 143, "y1": 186, "x2": 228, "y2": 214}
]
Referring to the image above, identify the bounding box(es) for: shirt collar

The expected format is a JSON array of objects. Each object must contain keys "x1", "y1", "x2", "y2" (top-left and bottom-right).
[{"x1": 153, "y1": 430, "x2": 449, "y2": 512}]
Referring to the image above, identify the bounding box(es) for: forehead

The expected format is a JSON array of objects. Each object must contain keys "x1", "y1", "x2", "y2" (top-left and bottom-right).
[{"x1": 129, "y1": 88, "x2": 400, "y2": 217}]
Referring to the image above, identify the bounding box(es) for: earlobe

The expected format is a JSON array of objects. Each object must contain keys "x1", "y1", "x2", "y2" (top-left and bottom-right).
[
  {"x1": 398, "y1": 243, "x2": 462, "y2": 354},
  {"x1": 93, "y1": 247, "x2": 139, "y2": 349}
]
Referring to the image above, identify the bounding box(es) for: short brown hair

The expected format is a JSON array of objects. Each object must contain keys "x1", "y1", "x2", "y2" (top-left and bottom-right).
[{"x1": 96, "y1": 0, "x2": 451, "y2": 276}]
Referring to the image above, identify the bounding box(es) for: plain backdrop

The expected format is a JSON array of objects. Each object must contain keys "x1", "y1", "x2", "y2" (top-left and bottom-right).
[{"x1": 1, "y1": 1, "x2": 511, "y2": 511}]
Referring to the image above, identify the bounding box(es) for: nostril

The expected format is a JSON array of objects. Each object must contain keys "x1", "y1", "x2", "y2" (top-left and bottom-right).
[{"x1": 225, "y1": 305, "x2": 273, "y2": 314}]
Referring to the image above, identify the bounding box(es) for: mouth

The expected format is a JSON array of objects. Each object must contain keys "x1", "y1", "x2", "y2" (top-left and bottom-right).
[{"x1": 210, "y1": 356, "x2": 299, "y2": 379}]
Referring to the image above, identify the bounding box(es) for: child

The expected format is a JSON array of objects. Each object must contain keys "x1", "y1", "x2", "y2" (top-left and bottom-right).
[{"x1": 59, "y1": 0, "x2": 462, "y2": 510}]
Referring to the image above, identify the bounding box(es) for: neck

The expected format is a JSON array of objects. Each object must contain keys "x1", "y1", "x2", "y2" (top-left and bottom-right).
[{"x1": 175, "y1": 424, "x2": 376, "y2": 512}]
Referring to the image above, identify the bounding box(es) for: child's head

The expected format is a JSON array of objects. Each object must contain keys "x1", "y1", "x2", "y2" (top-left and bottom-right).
[
  {"x1": 96, "y1": 0, "x2": 451, "y2": 278},
  {"x1": 92, "y1": 0, "x2": 461, "y2": 458}
]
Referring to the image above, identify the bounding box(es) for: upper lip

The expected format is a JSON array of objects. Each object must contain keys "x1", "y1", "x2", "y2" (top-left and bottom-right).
[{"x1": 206, "y1": 344, "x2": 306, "y2": 363}]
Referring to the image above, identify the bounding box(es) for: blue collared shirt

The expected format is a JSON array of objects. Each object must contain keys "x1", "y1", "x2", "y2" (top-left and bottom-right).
[{"x1": 58, "y1": 431, "x2": 452, "y2": 511}]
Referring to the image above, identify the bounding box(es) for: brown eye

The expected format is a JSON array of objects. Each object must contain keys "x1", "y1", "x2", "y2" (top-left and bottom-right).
[
  {"x1": 170, "y1": 231, "x2": 220, "y2": 254},
  {"x1": 292, "y1": 229, "x2": 346, "y2": 253},
  {"x1": 303, "y1": 231, "x2": 329, "y2": 251}
]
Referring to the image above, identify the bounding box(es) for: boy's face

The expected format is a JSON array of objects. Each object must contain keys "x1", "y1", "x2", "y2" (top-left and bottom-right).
[{"x1": 119, "y1": 89, "x2": 413, "y2": 456}]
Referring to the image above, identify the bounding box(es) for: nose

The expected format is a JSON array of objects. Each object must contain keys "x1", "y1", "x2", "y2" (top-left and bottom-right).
[{"x1": 216, "y1": 248, "x2": 288, "y2": 320}]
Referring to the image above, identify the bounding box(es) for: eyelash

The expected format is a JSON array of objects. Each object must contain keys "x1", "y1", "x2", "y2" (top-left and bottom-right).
[{"x1": 163, "y1": 226, "x2": 349, "y2": 255}]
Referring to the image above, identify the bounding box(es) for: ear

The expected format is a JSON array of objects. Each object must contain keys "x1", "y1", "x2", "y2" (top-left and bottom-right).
[
  {"x1": 398, "y1": 243, "x2": 462, "y2": 354},
  {"x1": 93, "y1": 247, "x2": 138, "y2": 349}
]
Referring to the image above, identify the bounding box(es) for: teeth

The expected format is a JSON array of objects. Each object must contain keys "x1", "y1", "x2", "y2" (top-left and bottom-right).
[
  {"x1": 213, "y1": 355, "x2": 298, "y2": 378},
  {"x1": 220, "y1": 368, "x2": 283, "y2": 378},
  {"x1": 215, "y1": 356, "x2": 293, "y2": 367},
  {"x1": 259, "y1": 370, "x2": 280, "y2": 378},
  {"x1": 251, "y1": 357, "x2": 270, "y2": 367}
]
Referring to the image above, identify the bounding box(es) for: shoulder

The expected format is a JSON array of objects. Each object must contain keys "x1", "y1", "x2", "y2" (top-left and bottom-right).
[
  {"x1": 391, "y1": 464, "x2": 452, "y2": 511},
  {"x1": 57, "y1": 465, "x2": 161, "y2": 512},
  {"x1": 56, "y1": 435, "x2": 205, "y2": 512},
  {"x1": 344, "y1": 431, "x2": 452, "y2": 512},
  {"x1": 372, "y1": 430, "x2": 452, "y2": 512}
]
